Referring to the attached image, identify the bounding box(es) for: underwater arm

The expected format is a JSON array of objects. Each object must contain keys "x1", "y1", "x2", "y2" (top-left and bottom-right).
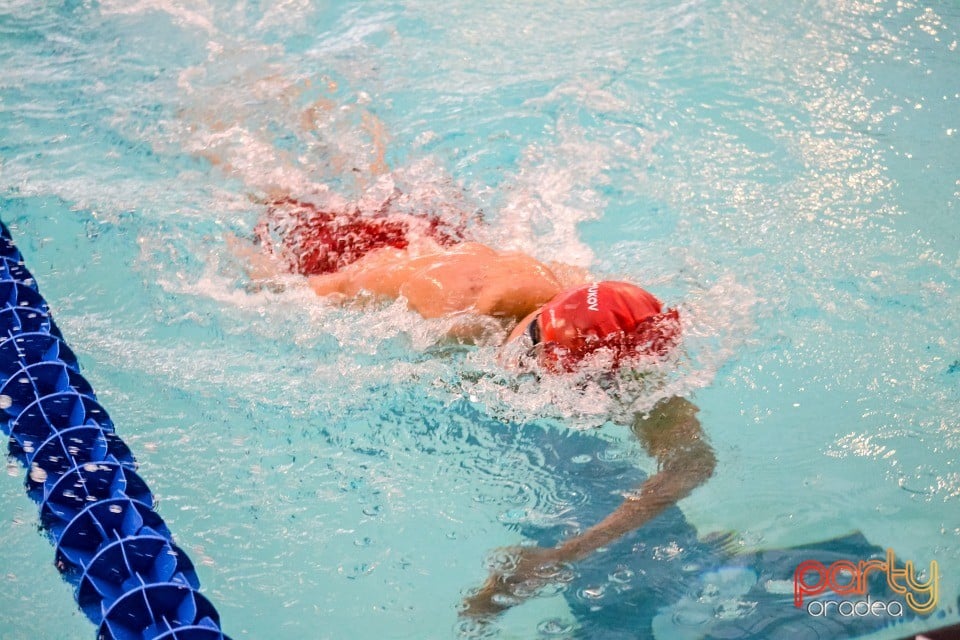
[
  {"x1": 463, "y1": 396, "x2": 715, "y2": 617},
  {"x1": 553, "y1": 396, "x2": 715, "y2": 561},
  {"x1": 225, "y1": 232, "x2": 288, "y2": 289}
]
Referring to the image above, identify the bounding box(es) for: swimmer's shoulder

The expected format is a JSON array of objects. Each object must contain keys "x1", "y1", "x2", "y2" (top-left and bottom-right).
[{"x1": 442, "y1": 241, "x2": 498, "y2": 257}]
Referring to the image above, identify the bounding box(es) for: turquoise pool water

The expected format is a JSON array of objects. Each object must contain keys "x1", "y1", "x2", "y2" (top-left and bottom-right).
[{"x1": 1, "y1": 1, "x2": 958, "y2": 638}]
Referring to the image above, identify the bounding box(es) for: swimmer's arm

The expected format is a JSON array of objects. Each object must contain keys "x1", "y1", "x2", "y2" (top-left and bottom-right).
[
  {"x1": 226, "y1": 233, "x2": 287, "y2": 283},
  {"x1": 473, "y1": 256, "x2": 568, "y2": 323},
  {"x1": 463, "y1": 396, "x2": 715, "y2": 618},
  {"x1": 551, "y1": 397, "x2": 715, "y2": 562},
  {"x1": 307, "y1": 271, "x2": 349, "y2": 297},
  {"x1": 308, "y1": 247, "x2": 419, "y2": 300}
]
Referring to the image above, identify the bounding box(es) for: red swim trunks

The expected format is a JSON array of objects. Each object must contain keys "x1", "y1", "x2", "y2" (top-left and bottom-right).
[{"x1": 254, "y1": 197, "x2": 466, "y2": 276}]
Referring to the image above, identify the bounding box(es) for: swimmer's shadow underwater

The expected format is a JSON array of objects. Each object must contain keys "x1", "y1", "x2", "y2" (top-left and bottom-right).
[{"x1": 458, "y1": 418, "x2": 941, "y2": 640}]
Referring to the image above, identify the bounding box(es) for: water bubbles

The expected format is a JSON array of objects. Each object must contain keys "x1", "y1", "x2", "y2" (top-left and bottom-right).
[
  {"x1": 490, "y1": 592, "x2": 521, "y2": 608},
  {"x1": 652, "y1": 541, "x2": 684, "y2": 561},
  {"x1": 508, "y1": 579, "x2": 541, "y2": 600},
  {"x1": 671, "y1": 606, "x2": 712, "y2": 627},
  {"x1": 576, "y1": 584, "x2": 606, "y2": 601},
  {"x1": 536, "y1": 618, "x2": 574, "y2": 635},
  {"x1": 485, "y1": 548, "x2": 520, "y2": 573},
  {"x1": 108, "y1": 503, "x2": 124, "y2": 514},
  {"x1": 596, "y1": 447, "x2": 628, "y2": 462},
  {"x1": 608, "y1": 567, "x2": 634, "y2": 584},
  {"x1": 551, "y1": 566, "x2": 576, "y2": 586},
  {"x1": 454, "y1": 616, "x2": 498, "y2": 640},
  {"x1": 552, "y1": 486, "x2": 586, "y2": 508},
  {"x1": 534, "y1": 581, "x2": 570, "y2": 599},
  {"x1": 497, "y1": 507, "x2": 528, "y2": 525},
  {"x1": 0, "y1": 394, "x2": 11, "y2": 409},
  {"x1": 458, "y1": 341, "x2": 693, "y2": 429},
  {"x1": 499, "y1": 479, "x2": 533, "y2": 506},
  {"x1": 715, "y1": 599, "x2": 758, "y2": 620}
]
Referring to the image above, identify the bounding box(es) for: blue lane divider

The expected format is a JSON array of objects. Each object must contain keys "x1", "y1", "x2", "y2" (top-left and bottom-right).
[{"x1": 0, "y1": 220, "x2": 231, "y2": 640}]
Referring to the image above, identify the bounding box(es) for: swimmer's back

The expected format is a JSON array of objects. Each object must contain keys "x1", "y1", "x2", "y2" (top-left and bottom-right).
[{"x1": 308, "y1": 242, "x2": 569, "y2": 322}]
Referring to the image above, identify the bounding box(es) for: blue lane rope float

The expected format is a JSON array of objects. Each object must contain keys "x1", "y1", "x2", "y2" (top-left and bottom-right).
[{"x1": 0, "y1": 220, "x2": 231, "y2": 640}]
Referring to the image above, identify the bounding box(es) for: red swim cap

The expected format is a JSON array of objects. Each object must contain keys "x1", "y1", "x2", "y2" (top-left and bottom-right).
[{"x1": 537, "y1": 281, "x2": 680, "y2": 371}]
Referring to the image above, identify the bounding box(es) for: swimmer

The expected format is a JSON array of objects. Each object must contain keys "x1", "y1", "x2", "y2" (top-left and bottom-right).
[
  {"x1": 250, "y1": 195, "x2": 588, "y2": 331},
  {"x1": 463, "y1": 284, "x2": 710, "y2": 618},
  {"x1": 246, "y1": 195, "x2": 714, "y2": 618}
]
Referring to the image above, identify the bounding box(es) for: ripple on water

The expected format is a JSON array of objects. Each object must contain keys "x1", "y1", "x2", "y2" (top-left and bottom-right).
[{"x1": 536, "y1": 617, "x2": 574, "y2": 636}]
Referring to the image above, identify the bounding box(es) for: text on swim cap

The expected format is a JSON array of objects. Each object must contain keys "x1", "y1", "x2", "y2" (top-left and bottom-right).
[{"x1": 587, "y1": 282, "x2": 599, "y2": 312}]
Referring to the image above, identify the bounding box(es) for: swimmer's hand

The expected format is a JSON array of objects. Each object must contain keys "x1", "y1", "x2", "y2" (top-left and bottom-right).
[
  {"x1": 225, "y1": 233, "x2": 287, "y2": 292},
  {"x1": 461, "y1": 545, "x2": 565, "y2": 619}
]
